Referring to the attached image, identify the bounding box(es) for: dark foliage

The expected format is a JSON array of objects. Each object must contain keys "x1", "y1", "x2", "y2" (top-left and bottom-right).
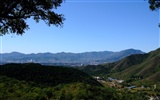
[
  {"x1": 149, "y1": 0, "x2": 160, "y2": 10},
  {"x1": 0, "y1": 0, "x2": 65, "y2": 35},
  {"x1": 0, "y1": 63, "x2": 102, "y2": 86},
  {"x1": 149, "y1": 0, "x2": 160, "y2": 27},
  {"x1": 0, "y1": 76, "x2": 146, "y2": 100},
  {"x1": 78, "y1": 65, "x2": 112, "y2": 76}
]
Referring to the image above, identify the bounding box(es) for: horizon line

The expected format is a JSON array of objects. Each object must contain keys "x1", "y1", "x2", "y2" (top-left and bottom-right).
[{"x1": 0, "y1": 48, "x2": 147, "y2": 54}]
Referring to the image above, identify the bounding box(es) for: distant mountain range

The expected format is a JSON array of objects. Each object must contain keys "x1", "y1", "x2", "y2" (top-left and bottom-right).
[
  {"x1": 79, "y1": 48, "x2": 160, "y2": 82},
  {"x1": 0, "y1": 49, "x2": 145, "y2": 66}
]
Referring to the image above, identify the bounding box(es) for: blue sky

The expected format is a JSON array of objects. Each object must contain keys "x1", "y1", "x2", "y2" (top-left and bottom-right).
[{"x1": 0, "y1": 0, "x2": 159, "y2": 54}]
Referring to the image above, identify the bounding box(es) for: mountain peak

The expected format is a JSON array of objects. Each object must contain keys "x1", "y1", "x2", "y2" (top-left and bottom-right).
[{"x1": 120, "y1": 49, "x2": 145, "y2": 54}]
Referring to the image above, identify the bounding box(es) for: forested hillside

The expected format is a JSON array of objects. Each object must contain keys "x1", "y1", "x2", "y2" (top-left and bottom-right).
[
  {"x1": 0, "y1": 63, "x2": 146, "y2": 100},
  {"x1": 0, "y1": 63, "x2": 101, "y2": 87},
  {"x1": 79, "y1": 48, "x2": 160, "y2": 82}
]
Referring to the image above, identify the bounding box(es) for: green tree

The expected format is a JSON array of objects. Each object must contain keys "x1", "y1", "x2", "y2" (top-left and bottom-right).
[
  {"x1": 149, "y1": 0, "x2": 160, "y2": 10},
  {"x1": 0, "y1": 0, "x2": 65, "y2": 35},
  {"x1": 148, "y1": 0, "x2": 160, "y2": 27}
]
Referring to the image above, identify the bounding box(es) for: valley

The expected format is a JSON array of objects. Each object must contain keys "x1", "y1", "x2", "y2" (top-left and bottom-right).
[
  {"x1": 78, "y1": 48, "x2": 160, "y2": 99},
  {"x1": 0, "y1": 48, "x2": 159, "y2": 99},
  {"x1": 0, "y1": 0, "x2": 159, "y2": 99}
]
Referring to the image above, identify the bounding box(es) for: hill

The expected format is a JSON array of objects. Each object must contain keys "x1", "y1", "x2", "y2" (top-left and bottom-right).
[
  {"x1": 0, "y1": 49, "x2": 145, "y2": 66},
  {"x1": 0, "y1": 63, "x2": 147, "y2": 100},
  {"x1": 0, "y1": 63, "x2": 102, "y2": 87},
  {"x1": 79, "y1": 48, "x2": 160, "y2": 82},
  {"x1": 112, "y1": 48, "x2": 160, "y2": 81},
  {"x1": 0, "y1": 75, "x2": 146, "y2": 100}
]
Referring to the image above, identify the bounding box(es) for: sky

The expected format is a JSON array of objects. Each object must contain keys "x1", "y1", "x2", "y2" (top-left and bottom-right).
[{"x1": 0, "y1": 0, "x2": 159, "y2": 54}]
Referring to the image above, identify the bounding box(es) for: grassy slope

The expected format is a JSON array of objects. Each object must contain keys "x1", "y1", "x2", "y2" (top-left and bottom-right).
[
  {"x1": 112, "y1": 48, "x2": 160, "y2": 81},
  {"x1": 79, "y1": 48, "x2": 160, "y2": 82}
]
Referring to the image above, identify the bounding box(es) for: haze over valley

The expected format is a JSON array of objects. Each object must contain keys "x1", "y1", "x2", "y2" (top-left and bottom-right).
[{"x1": 0, "y1": 49, "x2": 145, "y2": 66}]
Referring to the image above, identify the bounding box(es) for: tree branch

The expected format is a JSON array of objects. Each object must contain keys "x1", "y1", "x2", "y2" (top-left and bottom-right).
[{"x1": 2, "y1": 1, "x2": 20, "y2": 18}]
